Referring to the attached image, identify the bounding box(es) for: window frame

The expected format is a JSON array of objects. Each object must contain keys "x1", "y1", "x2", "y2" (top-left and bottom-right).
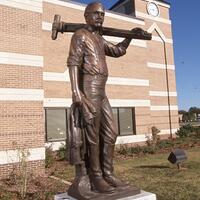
[
  {"x1": 112, "y1": 107, "x2": 136, "y2": 137},
  {"x1": 45, "y1": 107, "x2": 69, "y2": 142},
  {"x1": 110, "y1": 0, "x2": 136, "y2": 17}
]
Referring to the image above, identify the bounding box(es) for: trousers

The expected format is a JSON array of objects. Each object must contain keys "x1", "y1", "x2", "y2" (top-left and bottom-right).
[{"x1": 82, "y1": 74, "x2": 118, "y2": 146}]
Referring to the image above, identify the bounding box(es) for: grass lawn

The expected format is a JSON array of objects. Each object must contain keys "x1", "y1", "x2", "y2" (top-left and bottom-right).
[
  {"x1": 1, "y1": 146, "x2": 199, "y2": 199},
  {"x1": 114, "y1": 147, "x2": 200, "y2": 200}
]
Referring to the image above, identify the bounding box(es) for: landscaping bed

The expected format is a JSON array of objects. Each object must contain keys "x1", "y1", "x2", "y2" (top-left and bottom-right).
[
  {"x1": 1, "y1": 127, "x2": 200, "y2": 200},
  {"x1": 0, "y1": 149, "x2": 72, "y2": 200},
  {"x1": 115, "y1": 136, "x2": 200, "y2": 159},
  {"x1": 0, "y1": 174, "x2": 67, "y2": 200}
]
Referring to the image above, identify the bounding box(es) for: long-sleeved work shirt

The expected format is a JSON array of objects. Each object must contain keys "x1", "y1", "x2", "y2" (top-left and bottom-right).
[{"x1": 67, "y1": 27, "x2": 127, "y2": 77}]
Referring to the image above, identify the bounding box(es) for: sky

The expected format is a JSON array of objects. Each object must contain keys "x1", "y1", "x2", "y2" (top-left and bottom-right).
[
  {"x1": 73, "y1": 0, "x2": 200, "y2": 111},
  {"x1": 168, "y1": 1, "x2": 200, "y2": 111}
]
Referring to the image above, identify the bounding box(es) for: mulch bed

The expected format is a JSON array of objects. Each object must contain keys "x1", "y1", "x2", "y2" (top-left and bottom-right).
[{"x1": 0, "y1": 171, "x2": 68, "y2": 200}]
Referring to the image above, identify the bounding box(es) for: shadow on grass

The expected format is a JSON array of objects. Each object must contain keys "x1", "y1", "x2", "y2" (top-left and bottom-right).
[{"x1": 136, "y1": 165, "x2": 170, "y2": 169}]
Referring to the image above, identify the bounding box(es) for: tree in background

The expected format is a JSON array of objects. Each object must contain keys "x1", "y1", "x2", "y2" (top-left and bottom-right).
[{"x1": 179, "y1": 107, "x2": 200, "y2": 122}]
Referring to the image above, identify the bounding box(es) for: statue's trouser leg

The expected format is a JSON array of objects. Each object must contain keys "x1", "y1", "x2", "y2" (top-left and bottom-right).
[
  {"x1": 100, "y1": 97, "x2": 125, "y2": 187},
  {"x1": 83, "y1": 75, "x2": 115, "y2": 193},
  {"x1": 85, "y1": 105, "x2": 115, "y2": 193}
]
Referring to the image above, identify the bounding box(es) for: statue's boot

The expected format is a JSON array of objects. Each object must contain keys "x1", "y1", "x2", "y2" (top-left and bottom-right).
[
  {"x1": 102, "y1": 144, "x2": 126, "y2": 187},
  {"x1": 89, "y1": 145, "x2": 115, "y2": 193}
]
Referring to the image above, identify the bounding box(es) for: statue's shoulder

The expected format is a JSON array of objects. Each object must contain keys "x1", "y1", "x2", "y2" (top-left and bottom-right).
[
  {"x1": 72, "y1": 28, "x2": 89, "y2": 42},
  {"x1": 74, "y1": 28, "x2": 89, "y2": 37}
]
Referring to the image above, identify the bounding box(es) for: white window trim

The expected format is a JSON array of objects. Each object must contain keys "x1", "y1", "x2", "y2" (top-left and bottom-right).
[{"x1": 45, "y1": 141, "x2": 66, "y2": 151}]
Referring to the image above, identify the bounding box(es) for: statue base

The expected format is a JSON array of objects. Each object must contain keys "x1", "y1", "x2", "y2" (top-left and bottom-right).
[
  {"x1": 56, "y1": 175, "x2": 145, "y2": 200},
  {"x1": 55, "y1": 190, "x2": 156, "y2": 200}
]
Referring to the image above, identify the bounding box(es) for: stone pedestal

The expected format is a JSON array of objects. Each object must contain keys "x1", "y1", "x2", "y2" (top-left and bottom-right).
[{"x1": 55, "y1": 190, "x2": 156, "y2": 200}]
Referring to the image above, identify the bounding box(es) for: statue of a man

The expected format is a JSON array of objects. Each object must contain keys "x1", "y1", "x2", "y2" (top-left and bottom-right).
[{"x1": 67, "y1": 2, "x2": 133, "y2": 194}]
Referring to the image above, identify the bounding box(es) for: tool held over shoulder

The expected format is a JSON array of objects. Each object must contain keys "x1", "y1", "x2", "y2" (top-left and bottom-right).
[{"x1": 51, "y1": 14, "x2": 152, "y2": 41}]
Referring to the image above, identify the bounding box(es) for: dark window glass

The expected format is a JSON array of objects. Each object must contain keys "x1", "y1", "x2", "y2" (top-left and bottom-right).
[
  {"x1": 46, "y1": 109, "x2": 67, "y2": 141},
  {"x1": 119, "y1": 108, "x2": 134, "y2": 136},
  {"x1": 111, "y1": 0, "x2": 135, "y2": 16},
  {"x1": 124, "y1": 1, "x2": 134, "y2": 15},
  {"x1": 45, "y1": 107, "x2": 136, "y2": 140}
]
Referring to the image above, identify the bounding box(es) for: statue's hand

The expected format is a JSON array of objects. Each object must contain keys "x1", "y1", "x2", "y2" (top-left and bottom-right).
[
  {"x1": 130, "y1": 28, "x2": 152, "y2": 40},
  {"x1": 130, "y1": 27, "x2": 143, "y2": 34},
  {"x1": 72, "y1": 92, "x2": 82, "y2": 104}
]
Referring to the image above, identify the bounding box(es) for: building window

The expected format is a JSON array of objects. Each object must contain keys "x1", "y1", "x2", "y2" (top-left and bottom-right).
[
  {"x1": 110, "y1": 0, "x2": 135, "y2": 16},
  {"x1": 45, "y1": 108, "x2": 68, "y2": 141},
  {"x1": 45, "y1": 107, "x2": 135, "y2": 141},
  {"x1": 119, "y1": 108, "x2": 134, "y2": 135},
  {"x1": 112, "y1": 108, "x2": 136, "y2": 136}
]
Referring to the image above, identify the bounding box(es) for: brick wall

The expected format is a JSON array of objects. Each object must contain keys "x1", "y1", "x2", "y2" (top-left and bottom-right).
[{"x1": 0, "y1": 1, "x2": 44, "y2": 179}]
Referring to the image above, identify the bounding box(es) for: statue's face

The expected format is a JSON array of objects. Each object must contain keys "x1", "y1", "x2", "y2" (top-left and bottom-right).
[
  {"x1": 85, "y1": 4, "x2": 105, "y2": 28},
  {"x1": 87, "y1": 11, "x2": 105, "y2": 27}
]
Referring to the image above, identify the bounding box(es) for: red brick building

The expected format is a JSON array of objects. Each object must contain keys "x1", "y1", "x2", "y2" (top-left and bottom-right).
[{"x1": 0, "y1": 0, "x2": 178, "y2": 178}]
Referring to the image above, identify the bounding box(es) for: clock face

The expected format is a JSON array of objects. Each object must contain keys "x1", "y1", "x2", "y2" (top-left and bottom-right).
[{"x1": 147, "y1": 2, "x2": 159, "y2": 17}]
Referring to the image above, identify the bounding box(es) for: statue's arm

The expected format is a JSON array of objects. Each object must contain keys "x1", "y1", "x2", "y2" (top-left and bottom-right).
[
  {"x1": 118, "y1": 38, "x2": 132, "y2": 49},
  {"x1": 67, "y1": 33, "x2": 84, "y2": 104},
  {"x1": 69, "y1": 66, "x2": 82, "y2": 103},
  {"x1": 103, "y1": 37, "x2": 132, "y2": 58},
  {"x1": 104, "y1": 28, "x2": 141, "y2": 57},
  {"x1": 118, "y1": 28, "x2": 147, "y2": 49}
]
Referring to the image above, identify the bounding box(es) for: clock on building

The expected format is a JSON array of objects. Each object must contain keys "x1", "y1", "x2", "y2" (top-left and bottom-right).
[{"x1": 147, "y1": 2, "x2": 159, "y2": 17}]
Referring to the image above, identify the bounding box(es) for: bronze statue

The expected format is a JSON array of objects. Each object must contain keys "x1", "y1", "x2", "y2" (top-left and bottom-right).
[{"x1": 52, "y1": 2, "x2": 151, "y2": 199}]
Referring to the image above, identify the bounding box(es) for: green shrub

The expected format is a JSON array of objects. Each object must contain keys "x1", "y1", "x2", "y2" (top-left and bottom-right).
[
  {"x1": 116, "y1": 132, "x2": 200, "y2": 158},
  {"x1": 142, "y1": 146, "x2": 157, "y2": 154},
  {"x1": 116, "y1": 144, "x2": 157, "y2": 156},
  {"x1": 176, "y1": 124, "x2": 195, "y2": 138},
  {"x1": 116, "y1": 144, "x2": 143, "y2": 156},
  {"x1": 116, "y1": 144, "x2": 131, "y2": 156},
  {"x1": 157, "y1": 139, "x2": 174, "y2": 149},
  {"x1": 45, "y1": 146, "x2": 55, "y2": 168},
  {"x1": 130, "y1": 145, "x2": 143, "y2": 154},
  {"x1": 194, "y1": 126, "x2": 200, "y2": 138},
  {"x1": 57, "y1": 144, "x2": 68, "y2": 161},
  {"x1": 146, "y1": 126, "x2": 160, "y2": 153}
]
